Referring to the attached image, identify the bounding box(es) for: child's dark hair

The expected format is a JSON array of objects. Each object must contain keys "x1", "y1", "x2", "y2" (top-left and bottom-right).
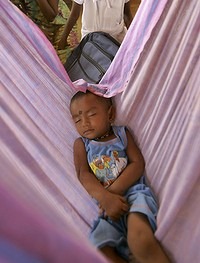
[{"x1": 70, "y1": 90, "x2": 112, "y2": 109}]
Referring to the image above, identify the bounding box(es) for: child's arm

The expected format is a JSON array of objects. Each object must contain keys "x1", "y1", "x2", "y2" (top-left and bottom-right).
[
  {"x1": 74, "y1": 138, "x2": 129, "y2": 221},
  {"x1": 124, "y1": 2, "x2": 133, "y2": 29},
  {"x1": 58, "y1": 2, "x2": 82, "y2": 49},
  {"x1": 37, "y1": 0, "x2": 59, "y2": 22},
  {"x1": 63, "y1": 0, "x2": 72, "y2": 10},
  {"x1": 108, "y1": 129, "x2": 145, "y2": 195}
]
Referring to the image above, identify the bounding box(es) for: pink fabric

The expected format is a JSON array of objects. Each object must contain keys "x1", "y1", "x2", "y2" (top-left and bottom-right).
[
  {"x1": 76, "y1": 0, "x2": 169, "y2": 96},
  {"x1": 0, "y1": 0, "x2": 200, "y2": 262},
  {"x1": 114, "y1": 2, "x2": 200, "y2": 262}
]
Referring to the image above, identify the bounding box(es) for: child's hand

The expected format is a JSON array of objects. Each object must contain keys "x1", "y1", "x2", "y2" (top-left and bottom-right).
[{"x1": 100, "y1": 192, "x2": 129, "y2": 221}]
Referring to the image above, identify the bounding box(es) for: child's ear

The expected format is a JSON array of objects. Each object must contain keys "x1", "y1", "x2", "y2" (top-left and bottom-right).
[{"x1": 108, "y1": 105, "x2": 115, "y2": 123}]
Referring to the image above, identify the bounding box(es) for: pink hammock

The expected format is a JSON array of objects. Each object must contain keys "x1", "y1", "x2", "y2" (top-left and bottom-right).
[{"x1": 0, "y1": 0, "x2": 199, "y2": 262}]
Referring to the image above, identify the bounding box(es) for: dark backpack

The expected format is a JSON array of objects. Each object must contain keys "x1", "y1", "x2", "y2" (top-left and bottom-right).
[{"x1": 64, "y1": 31, "x2": 120, "y2": 84}]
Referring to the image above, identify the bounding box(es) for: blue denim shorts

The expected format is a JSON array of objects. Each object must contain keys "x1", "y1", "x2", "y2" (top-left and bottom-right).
[{"x1": 89, "y1": 176, "x2": 158, "y2": 260}]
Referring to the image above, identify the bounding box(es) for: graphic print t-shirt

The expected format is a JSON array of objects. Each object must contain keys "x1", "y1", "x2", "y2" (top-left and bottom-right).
[{"x1": 82, "y1": 126, "x2": 128, "y2": 188}]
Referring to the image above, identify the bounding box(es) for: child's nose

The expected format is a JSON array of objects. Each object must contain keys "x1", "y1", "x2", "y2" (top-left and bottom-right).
[{"x1": 82, "y1": 116, "x2": 89, "y2": 127}]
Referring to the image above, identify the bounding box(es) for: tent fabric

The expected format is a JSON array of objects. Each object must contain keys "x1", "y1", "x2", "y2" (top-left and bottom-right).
[{"x1": 0, "y1": 0, "x2": 200, "y2": 262}]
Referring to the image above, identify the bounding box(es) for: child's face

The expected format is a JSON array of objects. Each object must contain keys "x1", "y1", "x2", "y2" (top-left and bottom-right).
[{"x1": 70, "y1": 93, "x2": 113, "y2": 140}]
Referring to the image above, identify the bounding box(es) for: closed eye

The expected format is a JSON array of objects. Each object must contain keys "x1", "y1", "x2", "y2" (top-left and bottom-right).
[
  {"x1": 88, "y1": 110, "x2": 97, "y2": 117},
  {"x1": 88, "y1": 113, "x2": 96, "y2": 117},
  {"x1": 74, "y1": 118, "x2": 81, "y2": 123}
]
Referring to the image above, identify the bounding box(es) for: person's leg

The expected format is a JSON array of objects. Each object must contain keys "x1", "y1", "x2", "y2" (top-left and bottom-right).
[
  {"x1": 127, "y1": 213, "x2": 171, "y2": 263},
  {"x1": 100, "y1": 246, "x2": 128, "y2": 263}
]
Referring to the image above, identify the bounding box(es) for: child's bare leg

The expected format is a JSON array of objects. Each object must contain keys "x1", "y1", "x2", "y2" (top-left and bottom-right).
[
  {"x1": 100, "y1": 246, "x2": 128, "y2": 263},
  {"x1": 127, "y1": 213, "x2": 171, "y2": 263}
]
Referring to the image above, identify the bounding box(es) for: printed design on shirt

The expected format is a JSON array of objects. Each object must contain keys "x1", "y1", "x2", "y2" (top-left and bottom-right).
[{"x1": 89, "y1": 150, "x2": 127, "y2": 187}]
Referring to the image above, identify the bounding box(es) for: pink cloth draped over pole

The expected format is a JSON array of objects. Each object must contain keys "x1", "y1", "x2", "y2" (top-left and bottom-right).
[{"x1": 0, "y1": 0, "x2": 200, "y2": 263}]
